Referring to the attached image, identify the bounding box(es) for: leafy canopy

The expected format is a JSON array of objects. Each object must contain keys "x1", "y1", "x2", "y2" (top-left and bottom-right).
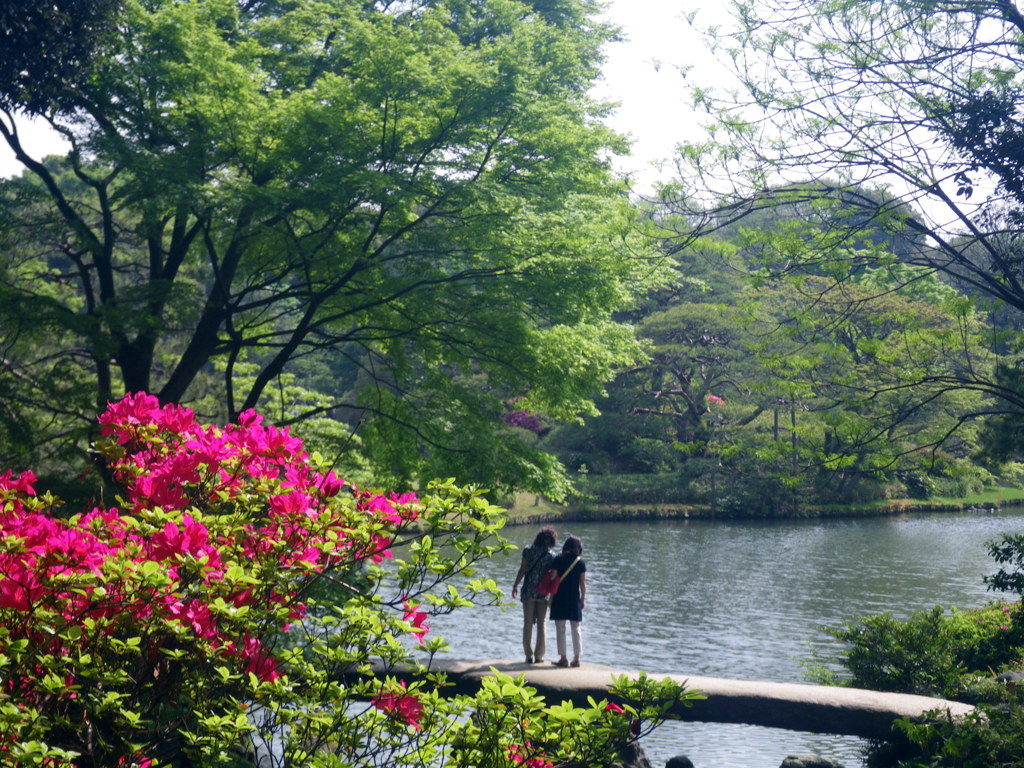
[{"x1": 0, "y1": 0, "x2": 661, "y2": 495}]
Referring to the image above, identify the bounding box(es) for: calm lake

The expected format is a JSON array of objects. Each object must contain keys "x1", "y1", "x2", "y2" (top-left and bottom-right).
[{"x1": 426, "y1": 507, "x2": 1024, "y2": 768}]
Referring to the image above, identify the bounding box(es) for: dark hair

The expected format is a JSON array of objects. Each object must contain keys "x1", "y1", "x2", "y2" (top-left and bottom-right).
[
  {"x1": 533, "y1": 525, "x2": 556, "y2": 549},
  {"x1": 562, "y1": 535, "x2": 582, "y2": 556}
]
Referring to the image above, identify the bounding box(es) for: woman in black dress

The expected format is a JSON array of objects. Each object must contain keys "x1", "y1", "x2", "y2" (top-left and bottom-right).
[{"x1": 548, "y1": 535, "x2": 585, "y2": 667}]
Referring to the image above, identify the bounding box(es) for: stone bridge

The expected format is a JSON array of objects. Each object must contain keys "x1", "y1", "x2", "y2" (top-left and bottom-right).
[{"x1": 414, "y1": 659, "x2": 975, "y2": 740}]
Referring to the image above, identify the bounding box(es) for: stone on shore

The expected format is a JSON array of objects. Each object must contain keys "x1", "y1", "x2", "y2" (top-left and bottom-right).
[
  {"x1": 780, "y1": 756, "x2": 846, "y2": 768},
  {"x1": 618, "y1": 740, "x2": 653, "y2": 768}
]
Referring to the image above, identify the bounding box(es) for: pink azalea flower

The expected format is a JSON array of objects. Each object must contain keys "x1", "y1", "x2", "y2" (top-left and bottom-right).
[
  {"x1": 0, "y1": 388, "x2": 451, "y2": 756},
  {"x1": 240, "y1": 636, "x2": 280, "y2": 682},
  {"x1": 97, "y1": 391, "x2": 163, "y2": 437},
  {"x1": 237, "y1": 409, "x2": 263, "y2": 428},
  {"x1": 269, "y1": 490, "x2": 315, "y2": 519},
  {"x1": 402, "y1": 599, "x2": 430, "y2": 643},
  {"x1": 315, "y1": 471, "x2": 344, "y2": 498},
  {"x1": 367, "y1": 532, "x2": 395, "y2": 562},
  {"x1": 0, "y1": 469, "x2": 36, "y2": 495},
  {"x1": 507, "y1": 742, "x2": 553, "y2": 768},
  {"x1": 117, "y1": 755, "x2": 154, "y2": 768},
  {"x1": 372, "y1": 682, "x2": 424, "y2": 730},
  {"x1": 165, "y1": 598, "x2": 218, "y2": 639},
  {"x1": 0, "y1": 568, "x2": 41, "y2": 611}
]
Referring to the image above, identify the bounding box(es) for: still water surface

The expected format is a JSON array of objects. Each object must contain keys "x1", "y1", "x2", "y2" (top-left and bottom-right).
[{"x1": 427, "y1": 507, "x2": 1024, "y2": 768}]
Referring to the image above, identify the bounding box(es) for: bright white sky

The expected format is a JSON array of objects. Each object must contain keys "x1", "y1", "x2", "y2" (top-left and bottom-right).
[
  {"x1": 594, "y1": 0, "x2": 722, "y2": 190},
  {"x1": 0, "y1": 0, "x2": 723, "y2": 187}
]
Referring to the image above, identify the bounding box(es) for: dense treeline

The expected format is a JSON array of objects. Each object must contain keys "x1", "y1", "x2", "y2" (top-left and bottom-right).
[
  {"x1": 643, "y1": 0, "x2": 1024, "y2": 516},
  {"x1": 535, "y1": 0, "x2": 1024, "y2": 517},
  {"x1": 538, "y1": 194, "x2": 1018, "y2": 515}
]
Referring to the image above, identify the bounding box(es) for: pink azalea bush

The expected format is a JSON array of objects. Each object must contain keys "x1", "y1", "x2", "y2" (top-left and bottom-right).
[
  {"x1": 0, "y1": 394, "x2": 694, "y2": 767},
  {"x1": 501, "y1": 410, "x2": 546, "y2": 434}
]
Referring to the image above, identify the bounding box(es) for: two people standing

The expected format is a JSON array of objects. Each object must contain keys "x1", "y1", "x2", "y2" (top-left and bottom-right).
[{"x1": 512, "y1": 527, "x2": 586, "y2": 667}]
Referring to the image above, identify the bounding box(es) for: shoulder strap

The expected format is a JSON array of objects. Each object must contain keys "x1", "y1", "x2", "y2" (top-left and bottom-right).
[{"x1": 559, "y1": 556, "x2": 580, "y2": 581}]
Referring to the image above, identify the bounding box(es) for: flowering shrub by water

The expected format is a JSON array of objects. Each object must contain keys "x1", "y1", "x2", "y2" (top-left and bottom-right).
[{"x1": 0, "y1": 393, "x2": 693, "y2": 766}]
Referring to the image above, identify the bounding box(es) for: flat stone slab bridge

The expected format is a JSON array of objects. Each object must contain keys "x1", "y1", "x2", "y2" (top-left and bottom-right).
[{"x1": 416, "y1": 659, "x2": 975, "y2": 740}]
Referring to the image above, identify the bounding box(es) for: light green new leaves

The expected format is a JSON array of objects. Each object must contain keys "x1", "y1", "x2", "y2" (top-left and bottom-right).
[{"x1": 0, "y1": 0, "x2": 660, "y2": 497}]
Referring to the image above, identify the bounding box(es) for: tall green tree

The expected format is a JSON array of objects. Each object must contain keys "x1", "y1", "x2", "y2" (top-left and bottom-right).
[
  {"x1": 0, "y1": 0, "x2": 658, "y2": 495},
  {"x1": 666, "y1": 0, "x2": 1024, "y2": 456}
]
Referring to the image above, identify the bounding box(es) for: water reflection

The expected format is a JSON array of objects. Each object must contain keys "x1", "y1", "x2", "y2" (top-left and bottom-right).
[{"x1": 427, "y1": 508, "x2": 1024, "y2": 767}]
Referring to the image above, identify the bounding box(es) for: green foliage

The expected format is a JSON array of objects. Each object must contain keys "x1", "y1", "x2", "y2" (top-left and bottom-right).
[
  {"x1": 893, "y1": 695, "x2": 1024, "y2": 768},
  {"x1": 443, "y1": 670, "x2": 703, "y2": 768},
  {"x1": 573, "y1": 473, "x2": 696, "y2": 506},
  {"x1": 930, "y1": 460, "x2": 995, "y2": 499},
  {"x1": 812, "y1": 532, "x2": 1024, "y2": 766},
  {"x1": 823, "y1": 603, "x2": 1024, "y2": 698},
  {"x1": 814, "y1": 600, "x2": 1024, "y2": 768},
  {"x1": 0, "y1": 0, "x2": 122, "y2": 113},
  {"x1": 547, "y1": 202, "x2": 996, "y2": 513},
  {"x1": 670, "y1": 0, "x2": 1024, "y2": 473},
  {"x1": 852, "y1": 264, "x2": 962, "y2": 307},
  {"x1": 984, "y1": 534, "x2": 1024, "y2": 650},
  {"x1": 0, "y1": 0, "x2": 662, "y2": 496},
  {"x1": 825, "y1": 608, "x2": 965, "y2": 697},
  {"x1": 996, "y1": 461, "x2": 1024, "y2": 488},
  {"x1": 707, "y1": 455, "x2": 804, "y2": 517},
  {"x1": 820, "y1": 601, "x2": 1024, "y2": 766},
  {"x1": 976, "y1": 362, "x2": 1024, "y2": 465}
]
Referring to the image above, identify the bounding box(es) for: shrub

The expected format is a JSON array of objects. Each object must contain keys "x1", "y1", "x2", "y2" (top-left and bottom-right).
[
  {"x1": 949, "y1": 602, "x2": 1024, "y2": 672},
  {"x1": 824, "y1": 534, "x2": 1024, "y2": 767},
  {"x1": 996, "y1": 461, "x2": 1024, "y2": 488},
  {"x1": 826, "y1": 607, "x2": 965, "y2": 697},
  {"x1": 574, "y1": 472, "x2": 696, "y2": 506},
  {"x1": 952, "y1": 461, "x2": 998, "y2": 497},
  {"x1": 824, "y1": 603, "x2": 1024, "y2": 699},
  {"x1": 893, "y1": 692, "x2": 1024, "y2": 768},
  {"x1": 0, "y1": 393, "x2": 696, "y2": 766}
]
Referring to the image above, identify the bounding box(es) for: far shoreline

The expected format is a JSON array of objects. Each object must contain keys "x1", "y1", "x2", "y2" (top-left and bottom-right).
[{"x1": 502, "y1": 491, "x2": 1024, "y2": 527}]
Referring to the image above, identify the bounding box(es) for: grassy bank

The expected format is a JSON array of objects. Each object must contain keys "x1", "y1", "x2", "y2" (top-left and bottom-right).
[{"x1": 502, "y1": 486, "x2": 1024, "y2": 526}]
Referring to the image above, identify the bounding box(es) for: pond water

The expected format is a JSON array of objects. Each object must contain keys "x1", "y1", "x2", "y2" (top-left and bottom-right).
[{"x1": 426, "y1": 507, "x2": 1024, "y2": 768}]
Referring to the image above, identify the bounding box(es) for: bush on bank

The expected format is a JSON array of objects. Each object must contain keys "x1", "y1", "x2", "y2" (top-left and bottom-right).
[
  {"x1": 819, "y1": 534, "x2": 1024, "y2": 767},
  {"x1": 821, "y1": 603, "x2": 1023, "y2": 699}
]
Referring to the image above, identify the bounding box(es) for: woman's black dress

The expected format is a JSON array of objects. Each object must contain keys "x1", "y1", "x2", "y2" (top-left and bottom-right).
[{"x1": 548, "y1": 553, "x2": 585, "y2": 622}]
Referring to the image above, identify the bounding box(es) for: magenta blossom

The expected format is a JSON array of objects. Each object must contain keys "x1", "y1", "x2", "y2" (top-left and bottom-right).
[
  {"x1": 372, "y1": 681, "x2": 424, "y2": 730},
  {"x1": 502, "y1": 410, "x2": 545, "y2": 433},
  {"x1": 507, "y1": 742, "x2": 553, "y2": 768},
  {"x1": 403, "y1": 599, "x2": 430, "y2": 644}
]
